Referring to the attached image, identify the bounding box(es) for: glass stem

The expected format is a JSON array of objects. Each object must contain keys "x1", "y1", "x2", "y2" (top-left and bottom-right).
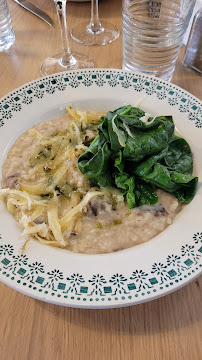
[
  {"x1": 54, "y1": 1, "x2": 76, "y2": 66},
  {"x1": 88, "y1": 0, "x2": 103, "y2": 33}
]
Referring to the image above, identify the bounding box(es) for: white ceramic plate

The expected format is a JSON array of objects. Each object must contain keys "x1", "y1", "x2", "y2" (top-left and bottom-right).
[{"x1": 0, "y1": 69, "x2": 201, "y2": 308}]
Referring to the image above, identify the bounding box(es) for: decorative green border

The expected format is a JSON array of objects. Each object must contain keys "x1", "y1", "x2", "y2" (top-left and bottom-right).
[
  {"x1": 0, "y1": 70, "x2": 201, "y2": 128},
  {"x1": 0, "y1": 233, "x2": 201, "y2": 302}
]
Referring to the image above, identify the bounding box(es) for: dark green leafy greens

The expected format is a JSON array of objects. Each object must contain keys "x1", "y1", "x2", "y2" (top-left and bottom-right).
[{"x1": 78, "y1": 105, "x2": 198, "y2": 208}]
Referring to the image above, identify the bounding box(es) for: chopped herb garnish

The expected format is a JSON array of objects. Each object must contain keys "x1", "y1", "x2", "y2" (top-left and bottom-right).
[{"x1": 108, "y1": 219, "x2": 122, "y2": 227}]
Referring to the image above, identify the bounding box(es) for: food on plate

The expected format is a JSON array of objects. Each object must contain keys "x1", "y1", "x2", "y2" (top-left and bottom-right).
[{"x1": 0, "y1": 105, "x2": 198, "y2": 254}]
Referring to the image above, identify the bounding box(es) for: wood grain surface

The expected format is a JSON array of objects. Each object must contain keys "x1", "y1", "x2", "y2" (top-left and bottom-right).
[{"x1": 0, "y1": 1, "x2": 201, "y2": 359}]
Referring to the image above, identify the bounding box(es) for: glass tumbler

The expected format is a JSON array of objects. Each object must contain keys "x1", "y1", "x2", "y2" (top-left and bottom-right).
[
  {"x1": 0, "y1": 0, "x2": 15, "y2": 52},
  {"x1": 122, "y1": 0, "x2": 196, "y2": 81}
]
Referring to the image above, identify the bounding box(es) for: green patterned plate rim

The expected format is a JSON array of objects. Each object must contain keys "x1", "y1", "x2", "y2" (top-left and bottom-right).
[{"x1": 0, "y1": 69, "x2": 201, "y2": 308}]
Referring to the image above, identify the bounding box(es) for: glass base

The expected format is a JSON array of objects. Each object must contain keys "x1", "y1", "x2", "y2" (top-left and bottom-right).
[
  {"x1": 122, "y1": 62, "x2": 175, "y2": 82},
  {"x1": 71, "y1": 21, "x2": 120, "y2": 46},
  {"x1": 40, "y1": 53, "x2": 96, "y2": 76},
  {"x1": 0, "y1": 34, "x2": 15, "y2": 52}
]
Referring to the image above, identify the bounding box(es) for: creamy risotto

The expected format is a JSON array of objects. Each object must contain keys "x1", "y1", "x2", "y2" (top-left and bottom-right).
[{"x1": 1, "y1": 105, "x2": 196, "y2": 254}]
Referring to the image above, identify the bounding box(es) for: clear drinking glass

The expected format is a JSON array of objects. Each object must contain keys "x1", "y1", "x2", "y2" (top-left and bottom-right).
[
  {"x1": 122, "y1": 0, "x2": 196, "y2": 81},
  {"x1": 0, "y1": 0, "x2": 15, "y2": 52},
  {"x1": 40, "y1": 0, "x2": 95, "y2": 76},
  {"x1": 70, "y1": 0, "x2": 120, "y2": 46}
]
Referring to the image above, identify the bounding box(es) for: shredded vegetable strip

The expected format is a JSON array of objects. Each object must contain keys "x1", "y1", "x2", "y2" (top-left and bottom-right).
[
  {"x1": 47, "y1": 199, "x2": 66, "y2": 246},
  {"x1": 0, "y1": 189, "x2": 48, "y2": 206},
  {"x1": 60, "y1": 191, "x2": 103, "y2": 229},
  {"x1": 20, "y1": 183, "x2": 48, "y2": 196},
  {"x1": 22, "y1": 223, "x2": 48, "y2": 236},
  {"x1": 33, "y1": 234, "x2": 62, "y2": 247}
]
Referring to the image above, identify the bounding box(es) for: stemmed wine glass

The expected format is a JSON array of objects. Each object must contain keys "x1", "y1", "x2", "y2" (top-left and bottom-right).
[
  {"x1": 40, "y1": 0, "x2": 95, "y2": 76},
  {"x1": 70, "y1": 0, "x2": 120, "y2": 46}
]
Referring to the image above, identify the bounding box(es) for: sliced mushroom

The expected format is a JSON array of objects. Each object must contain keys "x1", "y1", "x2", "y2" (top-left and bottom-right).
[{"x1": 3, "y1": 174, "x2": 20, "y2": 189}]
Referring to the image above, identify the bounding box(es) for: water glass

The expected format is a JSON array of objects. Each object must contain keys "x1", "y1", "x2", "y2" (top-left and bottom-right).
[
  {"x1": 122, "y1": 0, "x2": 196, "y2": 81},
  {"x1": 0, "y1": 0, "x2": 15, "y2": 52}
]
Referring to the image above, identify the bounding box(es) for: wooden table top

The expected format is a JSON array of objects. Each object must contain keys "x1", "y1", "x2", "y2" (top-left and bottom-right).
[{"x1": 0, "y1": 1, "x2": 201, "y2": 359}]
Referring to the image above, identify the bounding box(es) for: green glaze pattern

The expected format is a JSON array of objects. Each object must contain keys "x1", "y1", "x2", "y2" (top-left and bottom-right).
[
  {"x1": 0, "y1": 233, "x2": 201, "y2": 302},
  {"x1": 0, "y1": 70, "x2": 201, "y2": 128}
]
